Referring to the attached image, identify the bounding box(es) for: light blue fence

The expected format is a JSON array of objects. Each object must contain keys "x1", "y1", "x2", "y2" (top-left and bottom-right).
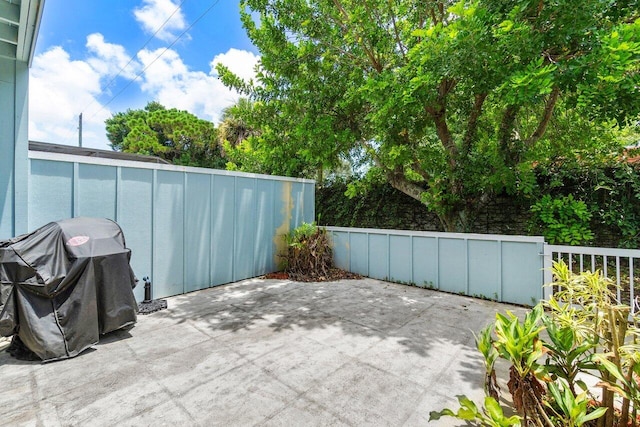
[
  {"x1": 28, "y1": 151, "x2": 315, "y2": 301},
  {"x1": 327, "y1": 226, "x2": 546, "y2": 306}
]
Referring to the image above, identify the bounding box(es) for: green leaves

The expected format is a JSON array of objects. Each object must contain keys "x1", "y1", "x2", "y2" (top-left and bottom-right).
[
  {"x1": 491, "y1": 303, "x2": 550, "y2": 394},
  {"x1": 530, "y1": 195, "x2": 594, "y2": 245},
  {"x1": 105, "y1": 102, "x2": 225, "y2": 169},
  {"x1": 219, "y1": 0, "x2": 639, "y2": 231},
  {"x1": 432, "y1": 264, "x2": 638, "y2": 427},
  {"x1": 547, "y1": 382, "x2": 607, "y2": 427},
  {"x1": 282, "y1": 222, "x2": 333, "y2": 279},
  {"x1": 501, "y1": 57, "x2": 557, "y2": 104},
  {"x1": 429, "y1": 395, "x2": 521, "y2": 426}
]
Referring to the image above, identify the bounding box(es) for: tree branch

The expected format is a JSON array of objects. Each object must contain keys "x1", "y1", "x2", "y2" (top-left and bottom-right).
[
  {"x1": 525, "y1": 86, "x2": 560, "y2": 146},
  {"x1": 387, "y1": 167, "x2": 426, "y2": 203},
  {"x1": 411, "y1": 159, "x2": 431, "y2": 182},
  {"x1": 462, "y1": 92, "x2": 487, "y2": 154},
  {"x1": 499, "y1": 105, "x2": 519, "y2": 147},
  {"x1": 388, "y1": 0, "x2": 407, "y2": 60},
  {"x1": 425, "y1": 79, "x2": 458, "y2": 163},
  {"x1": 498, "y1": 104, "x2": 520, "y2": 166},
  {"x1": 332, "y1": 0, "x2": 383, "y2": 72}
]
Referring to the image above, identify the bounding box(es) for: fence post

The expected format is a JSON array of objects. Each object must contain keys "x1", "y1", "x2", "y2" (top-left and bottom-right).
[{"x1": 542, "y1": 242, "x2": 553, "y2": 300}]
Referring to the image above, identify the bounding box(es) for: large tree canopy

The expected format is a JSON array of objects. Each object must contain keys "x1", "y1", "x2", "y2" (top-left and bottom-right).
[
  {"x1": 219, "y1": 0, "x2": 640, "y2": 231},
  {"x1": 105, "y1": 102, "x2": 226, "y2": 169}
]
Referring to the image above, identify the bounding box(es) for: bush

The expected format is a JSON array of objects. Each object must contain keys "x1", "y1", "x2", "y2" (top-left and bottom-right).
[
  {"x1": 430, "y1": 262, "x2": 640, "y2": 427},
  {"x1": 530, "y1": 194, "x2": 594, "y2": 245},
  {"x1": 283, "y1": 222, "x2": 333, "y2": 280}
]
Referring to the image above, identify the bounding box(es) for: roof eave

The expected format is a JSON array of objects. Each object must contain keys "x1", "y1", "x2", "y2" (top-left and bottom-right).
[{"x1": 0, "y1": 0, "x2": 45, "y2": 65}]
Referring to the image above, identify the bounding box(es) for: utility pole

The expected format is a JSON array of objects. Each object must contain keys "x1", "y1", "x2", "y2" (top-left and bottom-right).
[{"x1": 78, "y1": 113, "x2": 83, "y2": 147}]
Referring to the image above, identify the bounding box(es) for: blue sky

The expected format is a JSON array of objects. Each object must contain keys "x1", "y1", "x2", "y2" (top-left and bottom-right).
[{"x1": 29, "y1": 0, "x2": 260, "y2": 150}]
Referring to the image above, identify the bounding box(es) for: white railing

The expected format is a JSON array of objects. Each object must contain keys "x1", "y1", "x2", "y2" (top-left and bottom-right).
[{"x1": 543, "y1": 244, "x2": 640, "y2": 313}]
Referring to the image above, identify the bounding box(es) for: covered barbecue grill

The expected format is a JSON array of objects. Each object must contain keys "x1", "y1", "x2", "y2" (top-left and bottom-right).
[{"x1": 0, "y1": 217, "x2": 137, "y2": 361}]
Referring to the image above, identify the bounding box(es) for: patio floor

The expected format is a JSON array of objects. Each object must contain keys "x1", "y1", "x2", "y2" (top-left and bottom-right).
[{"x1": 1, "y1": 277, "x2": 527, "y2": 426}]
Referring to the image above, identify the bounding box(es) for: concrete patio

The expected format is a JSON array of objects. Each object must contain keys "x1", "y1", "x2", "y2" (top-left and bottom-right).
[{"x1": 1, "y1": 277, "x2": 527, "y2": 426}]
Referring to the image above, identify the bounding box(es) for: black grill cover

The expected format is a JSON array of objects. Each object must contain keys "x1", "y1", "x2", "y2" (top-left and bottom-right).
[{"x1": 0, "y1": 217, "x2": 137, "y2": 361}]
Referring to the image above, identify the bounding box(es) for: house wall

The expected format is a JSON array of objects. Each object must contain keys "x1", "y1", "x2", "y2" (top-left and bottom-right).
[
  {"x1": 27, "y1": 151, "x2": 315, "y2": 301},
  {"x1": 0, "y1": 57, "x2": 29, "y2": 240}
]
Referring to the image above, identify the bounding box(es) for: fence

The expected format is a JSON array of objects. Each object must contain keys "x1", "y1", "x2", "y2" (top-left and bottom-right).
[
  {"x1": 543, "y1": 244, "x2": 640, "y2": 313},
  {"x1": 27, "y1": 150, "x2": 315, "y2": 301},
  {"x1": 326, "y1": 226, "x2": 546, "y2": 306}
]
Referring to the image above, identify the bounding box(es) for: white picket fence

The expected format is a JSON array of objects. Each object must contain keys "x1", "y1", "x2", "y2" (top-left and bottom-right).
[{"x1": 543, "y1": 244, "x2": 640, "y2": 313}]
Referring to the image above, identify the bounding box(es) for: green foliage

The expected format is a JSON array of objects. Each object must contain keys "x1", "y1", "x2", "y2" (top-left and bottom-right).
[
  {"x1": 317, "y1": 178, "x2": 443, "y2": 231},
  {"x1": 429, "y1": 395, "x2": 521, "y2": 427},
  {"x1": 283, "y1": 222, "x2": 333, "y2": 280},
  {"x1": 105, "y1": 102, "x2": 226, "y2": 169},
  {"x1": 546, "y1": 382, "x2": 607, "y2": 427},
  {"x1": 493, "y1": 304, "x2": 546, "y2": 378},
  {"x1": 593, "y1": 162, "x2": 640, "y2": 248},
  {"x1": 220, "y1": 0, "x2": 640, "y2": 231},
  {"x1": 532, "y1": 142, "x2": 640, "y2": 248},
  {"x1": 433, "y1": 262, "x2": 640, "y2": 427},
  {"x1": 476, "y1": 325, "x2": 500, "y2": 400},
  {"x1": 530, "y1": 195, "x2": 594, "y2": 245},
  {"x1": 542, "y1": 316, "x2": 596, "y2": 396},
  {"x1": 217, "y1": 98, "x2": 258, "y2": 150}
]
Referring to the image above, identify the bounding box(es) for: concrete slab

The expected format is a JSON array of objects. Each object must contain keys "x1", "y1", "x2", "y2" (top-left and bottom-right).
[{"x1": 0, "y1": 278, "x2": 528, "y2": 426}]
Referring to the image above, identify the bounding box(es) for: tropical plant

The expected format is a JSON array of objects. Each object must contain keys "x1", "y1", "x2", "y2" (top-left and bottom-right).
[
  {"x1": 431, "y1": 261, "x2": 640, "y2": 426},
  {"x1": 546, "y1": 382, "x2": 607, "y2": 427},
  {"x1": 430, "y1": 395, "x2": 521, "y2": 427}
]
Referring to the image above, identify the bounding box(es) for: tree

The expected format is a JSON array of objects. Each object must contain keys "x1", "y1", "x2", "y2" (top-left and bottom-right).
[
  {"x1": 218, "y1": 0, "x2": 640, "y2": 231},
  {"x1": 218, "y1": 98, "x2": 260, "y2": 149},
  {"x1": 105, "y1": 102, "x2": 226, "y2": 169}
]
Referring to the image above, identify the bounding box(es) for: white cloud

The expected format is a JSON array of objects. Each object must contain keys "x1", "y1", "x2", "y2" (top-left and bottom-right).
[
  {"x1": 211, "y1": 48, "x2": 260, "y2": 82},
  {"x1": 137, "y1": 47, "x2": 260, "y2": 123},
  {"x1": 29, "y1": 46, "x2": 112, "y2": 149},
  {"x1": 133, "y1": 0, "x2": 188, "y2": 43},
  {"x1": 86, "y1": 33, "x2": 141, "y2": 81},
  {"x1": 29, "y1": 30, "x2": 260, "y2": 150}
]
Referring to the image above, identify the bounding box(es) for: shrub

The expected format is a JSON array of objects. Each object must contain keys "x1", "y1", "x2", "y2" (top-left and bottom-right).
[
  {"x1": 430, "y1": 261, "x2": 640, "y2": 427},
  {"x1": 530, "y1": 194, "x2": 594, "y2": 245},
  {"x1": 283, "y1": 222, "x2": 333, "y2": 280}
]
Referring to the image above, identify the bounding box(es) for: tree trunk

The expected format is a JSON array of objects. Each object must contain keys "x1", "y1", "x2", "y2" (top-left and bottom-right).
[{"x1": 386, "y1": 170, "x2": 474, "y2": 232}]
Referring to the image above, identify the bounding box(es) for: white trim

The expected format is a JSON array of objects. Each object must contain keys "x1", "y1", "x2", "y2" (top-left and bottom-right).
[
  {"x1": 28, "y1": 150, "x2": 316, "y2": 184},
  {"x1": 325, "y1": 226, "x2": 545, "y2": 243},
  {"x1": 546, "y1": 244, "x2": 640, "y2": 258}
]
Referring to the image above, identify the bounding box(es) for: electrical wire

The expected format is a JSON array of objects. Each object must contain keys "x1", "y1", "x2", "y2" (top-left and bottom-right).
[
  {"x1": 86, "y1": 0, "x2": 222, "y2": 122},
  {"x1": 58, "y1": 0, "x2": 188, "y2": 145},
  {"x1": 59, "y1": 0, "x2": 222, "y2": 145}
]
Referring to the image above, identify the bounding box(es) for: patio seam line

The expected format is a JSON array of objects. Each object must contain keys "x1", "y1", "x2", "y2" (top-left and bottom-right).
[
  {"x1": 259, "y1": 391, "x2": 357, "y2": 427},
  {"x1": 297, "y1": 360, "x2": 427, "y2": 427},
  {"x1": 134, "y1": 357, "x2": 205, "y2": 425},
  {"x1": 28, "y1": 367, "x2": 49, "y2": 427},
  {"x1": 255, "y1": 365, "x2": 345, "y2": 426},
  {"x1": 311, "y1": 306, "x2": 417, "y2": 339}
]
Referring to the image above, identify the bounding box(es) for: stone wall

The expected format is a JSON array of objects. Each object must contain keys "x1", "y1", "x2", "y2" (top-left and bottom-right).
[{"x1": 316, "y1": 182, "x2": 622, "y2": 247}]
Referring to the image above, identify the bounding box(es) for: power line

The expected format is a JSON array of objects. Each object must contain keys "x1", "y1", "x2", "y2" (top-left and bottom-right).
[
  {"x1": 58, "y1": 0, "x2": 188, "y2": 144},
  {"x1": 86, "y1": 0, "x2": 222, "y2": 123},
  {"x1": 99, "y1": 0, "x2": 188, "y2": 95}
]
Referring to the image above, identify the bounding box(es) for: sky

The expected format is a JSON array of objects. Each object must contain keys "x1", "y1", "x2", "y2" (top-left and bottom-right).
[{"x1": 29, "y1": 0, "x2": 260, "y2": 150}]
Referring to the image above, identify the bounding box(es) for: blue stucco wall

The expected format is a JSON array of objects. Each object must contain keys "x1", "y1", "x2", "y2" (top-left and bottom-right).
[{"x1": 27, "y1": 152, "x2": 315, "y2": 301}]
